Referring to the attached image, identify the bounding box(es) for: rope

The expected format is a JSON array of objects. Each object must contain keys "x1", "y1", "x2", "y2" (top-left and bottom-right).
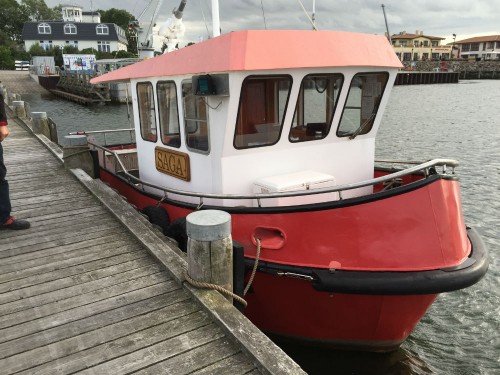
[
  {"x1": 244, "y1": 238, "x2": 261, "y2": 296},
  {"x1": 184, "y1": 271, "x2": 248, "y2": 308},
  {"x1": 183, "y1": 237, "x2": 262, "y2": 308}
]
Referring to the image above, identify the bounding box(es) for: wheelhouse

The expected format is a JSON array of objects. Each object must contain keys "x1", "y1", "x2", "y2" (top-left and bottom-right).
[{"x1": 91, "y1": 31, "x2": 402, "y2": 207}]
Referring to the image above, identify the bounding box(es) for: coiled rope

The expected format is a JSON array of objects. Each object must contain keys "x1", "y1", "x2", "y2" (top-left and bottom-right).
[{"x1": 184, "y1": 238, "x2": 262, "y2": 309}]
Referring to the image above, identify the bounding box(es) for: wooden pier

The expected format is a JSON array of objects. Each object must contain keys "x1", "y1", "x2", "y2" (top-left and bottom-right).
[
  {"x1": 0, "y1": 91, "x2": 305, "y2": 374},
  {"x1": 395, "y1": 71, "x2": 459, "y2": 85}
]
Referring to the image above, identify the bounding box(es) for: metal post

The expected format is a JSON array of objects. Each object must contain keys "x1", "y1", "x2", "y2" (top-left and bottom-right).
[{"x1": 381, "y1": 4, "x2": 392, "y2": 45}]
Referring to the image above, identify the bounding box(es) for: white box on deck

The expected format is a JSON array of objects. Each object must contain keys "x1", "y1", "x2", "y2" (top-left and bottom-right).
[{"x1": 253, "y1": 170, "x2": 338, "y2": 207}]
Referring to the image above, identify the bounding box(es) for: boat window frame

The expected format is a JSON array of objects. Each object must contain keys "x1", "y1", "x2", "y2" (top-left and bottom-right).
[
  {"x1": 136, "y1": 81, "x2": 158, "y2": 143},
  {"x1": 181, "y1": 79, "x2": 210, "y2": 154},
  {"x1": 289, "y1": 73, "x2": 344, "y2": 143},
  {"x1": 336, "y1": 71, "x2": 389, "y2": 138},
  {"x1": 157, "y1": 80, "x2": 181, "y2": 148},
  {"x1": 234, "y1": 74, "x2": 293, "y2": 150}
]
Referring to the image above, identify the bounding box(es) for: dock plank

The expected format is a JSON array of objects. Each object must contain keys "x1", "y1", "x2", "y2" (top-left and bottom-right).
[{"x1": 0, "y1": 88, "x2": 305, "y2": 374}]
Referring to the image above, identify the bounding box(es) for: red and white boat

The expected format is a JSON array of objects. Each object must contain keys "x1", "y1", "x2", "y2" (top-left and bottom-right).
[{"x1": 89, "y1": 29, "x2": 488, "y2": 351}]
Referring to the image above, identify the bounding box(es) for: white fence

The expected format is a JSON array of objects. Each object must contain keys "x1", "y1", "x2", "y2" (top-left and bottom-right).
[{"x1": 15, "y1": 61, "x2": 30, "y2": 71}]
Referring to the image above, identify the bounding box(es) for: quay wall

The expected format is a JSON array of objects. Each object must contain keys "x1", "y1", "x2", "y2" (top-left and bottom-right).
[{"x1": 402, "y1": 60, "x2": 500, "y2": 79}]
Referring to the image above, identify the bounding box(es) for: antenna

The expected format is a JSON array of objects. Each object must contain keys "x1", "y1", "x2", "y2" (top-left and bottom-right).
[
  {"x1": 381, "y1": 4, "x2": 392, "y2": 44},
  {"x1": 312, "y1": 0, "x2": 316, "y2": 30},
  {"x1": 260, "y1": 0, "x2": 267, "y2": 30}
]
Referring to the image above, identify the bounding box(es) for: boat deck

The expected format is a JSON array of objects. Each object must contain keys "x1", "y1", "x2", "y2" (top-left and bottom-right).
[{"x1": 0, "y1": 103, "x2": 303, "y2": 374}]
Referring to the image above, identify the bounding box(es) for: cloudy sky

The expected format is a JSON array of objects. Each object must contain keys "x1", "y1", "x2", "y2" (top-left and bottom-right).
[{"x1": 45, "y1": 0, "x2": 498, "y2": 45}]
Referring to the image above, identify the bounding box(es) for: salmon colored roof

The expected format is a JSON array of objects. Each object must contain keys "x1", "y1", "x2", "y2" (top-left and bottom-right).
[
  {"x1": 91, "y1": 30, "x2": 402, "y2": 84},
  {"x1": 456, "y1": 35, "x2": 500, "y2": 44}
]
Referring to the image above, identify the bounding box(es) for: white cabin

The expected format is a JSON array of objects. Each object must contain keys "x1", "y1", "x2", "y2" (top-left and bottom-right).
[{"x1": 92, "y1": 30, "x2": 402, "y2": 206}]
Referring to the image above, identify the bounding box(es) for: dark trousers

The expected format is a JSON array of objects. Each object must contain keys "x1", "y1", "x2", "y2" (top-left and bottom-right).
[{"x1": 0, "y1": 142, "x2": 11, "y2": 224}]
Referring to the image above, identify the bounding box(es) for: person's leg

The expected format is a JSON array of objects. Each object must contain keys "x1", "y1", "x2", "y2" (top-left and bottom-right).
[
  {"x1": 0, "y1": 142, "x2": 12, "y2": 224},
  {"x1": 0, "y1": 142, "x2": 29, "y2": 229}
]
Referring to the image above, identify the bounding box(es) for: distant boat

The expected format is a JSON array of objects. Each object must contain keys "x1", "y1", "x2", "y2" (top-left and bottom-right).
[{"x1": 88, "y1": 29, "x2": 488, "y2": 352}]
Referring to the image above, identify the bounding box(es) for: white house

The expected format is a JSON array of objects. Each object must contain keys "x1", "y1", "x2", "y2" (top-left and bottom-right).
[
  {"x1": 21, "y1": 5, "x2": 128, "y2": 53},
  {"x1": 455, "y1": 35, "x2": 500, "y2": 60}
]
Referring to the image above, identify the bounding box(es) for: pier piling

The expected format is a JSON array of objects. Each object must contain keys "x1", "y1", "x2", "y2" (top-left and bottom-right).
[
  {"x1": 31, "y1": 111, "x2": 50, "y2": 137},
  {"x1": 186, "y1": 210, "x2": 234, "y2": 301},
  {"x1": 12, "y1": 100, "x2": 26, "y2": 118}
]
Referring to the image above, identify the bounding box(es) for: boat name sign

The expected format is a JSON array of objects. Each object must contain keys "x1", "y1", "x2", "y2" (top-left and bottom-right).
[{"x1": 155, "y1": 147, "x2": 191, "y2": 181}]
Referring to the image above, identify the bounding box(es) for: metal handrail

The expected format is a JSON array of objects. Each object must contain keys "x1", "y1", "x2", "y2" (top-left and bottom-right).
[
  {"x1": 89, "y1": 140, "x2": 458, "y2": 203},
  {"x1": 69, "y1": 128, "x2": 135, "y2": 146}
]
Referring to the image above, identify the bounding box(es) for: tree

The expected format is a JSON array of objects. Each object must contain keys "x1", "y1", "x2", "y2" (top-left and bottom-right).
[
  {"x1": 0, "y1": 46, "x2": 15, "y2": 70},
  {"x1": 21, "y1": 0, "x2": 62, "y2": 21},
  {"x1": 28, "y1": 43, "x2": 46, "y2": 56},
  {"x1": 114, "y1": 50, "x2": 138, "y2": 58},
  {"x1": 99, "y1": 8, "x2": 137, "y2": 55},
  {"x1": 99, "y1": 8, "x2": 134, "y2": 30},
  {"x1": 0, "y1": 0, "x2": 30, "y2": 42}
]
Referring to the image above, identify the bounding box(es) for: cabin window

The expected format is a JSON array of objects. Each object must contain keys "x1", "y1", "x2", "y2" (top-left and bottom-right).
[
  {"x1": 137, "y1": 82, "x2": 157, "y2": 142},
  {"x1": 182, "y1": 81, "x2": 209, "y2": 153},
  {"x1": 289, "y1": 74, "x2": 343, "y2": 142},
  {"x1": 337, "y1": 72, "x2": 389, "y2": 138},
  {"x1": 234, "y1": 75, "x2": 291, "y2": 149},
  {"x1": 157, "y1": 81, "x2": 180, "y2": 148}
]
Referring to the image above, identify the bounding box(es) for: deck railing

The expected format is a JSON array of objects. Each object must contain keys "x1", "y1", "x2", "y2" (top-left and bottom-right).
[
  {"x1": 68, "y1": 128, "x2": 135, "y2": 146},
  {"x1": 87, "y1": 139, "x2": 458, "y2": 206}
]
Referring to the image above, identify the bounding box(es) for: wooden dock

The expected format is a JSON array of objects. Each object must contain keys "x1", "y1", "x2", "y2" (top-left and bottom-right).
[
  {"x1": 395, "y1": 71, "x2": 459, "y2": 85},
  {"x1": 0, "y1": 95, "x2": 305, "y2": 374}
]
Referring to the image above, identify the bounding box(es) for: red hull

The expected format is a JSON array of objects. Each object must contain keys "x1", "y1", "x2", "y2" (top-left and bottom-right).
[
  {"x1": 245, "y1": 273, "x2": 437, "y2": 350},
  {"x1": 99, "y1": 169, "x2": 486, "y2": 351}
]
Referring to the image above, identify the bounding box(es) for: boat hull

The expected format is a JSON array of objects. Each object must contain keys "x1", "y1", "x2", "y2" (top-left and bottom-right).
[{"x1": 98, "y1": 168, "x2": 488, "y2": 351}]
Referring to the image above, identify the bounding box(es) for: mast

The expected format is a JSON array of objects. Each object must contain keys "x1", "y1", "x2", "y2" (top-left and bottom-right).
[
  {"x1": 211, "y1": 0, "x2": 220, "y2": 37},
  {"x1": 381, "y1": 4, "x2": 392, "y2": 44}
]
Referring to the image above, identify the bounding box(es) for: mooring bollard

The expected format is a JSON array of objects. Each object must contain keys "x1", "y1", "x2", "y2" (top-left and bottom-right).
[
  {"x1": 63, "y1": 134, "x2": 96, "y2": 178},
  {"x1": 12, "y1": 100, "x2": 26, "y2": 118},
  {"x1": 31, "y1": 112, "x2": 50, "y2": 138},
  {"x1": 186, "y1": 210, "x2": 233, "y2": 301}
]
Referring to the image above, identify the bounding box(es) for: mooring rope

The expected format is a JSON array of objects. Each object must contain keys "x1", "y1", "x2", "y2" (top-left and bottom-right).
[
  {"x1": 184, "y1": 271, "x2": 248, "y2": 307},
  {"x1": 244, "y1": 238, "x2": 261, "y2": 296},
  {"x1": 183, "y1": 238, "x2": 262, "y2": 309}
]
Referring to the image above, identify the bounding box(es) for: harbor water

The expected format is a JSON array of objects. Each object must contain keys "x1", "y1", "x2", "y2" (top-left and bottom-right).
[{"x1": 21, "y1": 80, "x2": 499, "y2": 375}]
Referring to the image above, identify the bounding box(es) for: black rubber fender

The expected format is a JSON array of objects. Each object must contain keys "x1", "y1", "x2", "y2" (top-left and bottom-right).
[
  {"x1": 142, "y1": 205, "x2": 170, "y2": 233},
  {"x1": 165, "y1": 217, "x2": 188, "y2": 252}
]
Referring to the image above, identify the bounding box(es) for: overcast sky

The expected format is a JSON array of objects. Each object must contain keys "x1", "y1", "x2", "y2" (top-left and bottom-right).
[{"x1": 44, "y1": 0, "x2": 498, "y2": 45}]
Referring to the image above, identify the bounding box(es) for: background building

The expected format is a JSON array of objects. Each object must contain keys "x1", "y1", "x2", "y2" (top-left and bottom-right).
[
  {"x1": 455, "y1": 35, "x2": 500, "y2": 60},
  {"x1": 22, "y1": 5, "x2": 128, "y2": 53},
  {"x1": 390, "y1": 31, "x2": 452, "y2": 61}
]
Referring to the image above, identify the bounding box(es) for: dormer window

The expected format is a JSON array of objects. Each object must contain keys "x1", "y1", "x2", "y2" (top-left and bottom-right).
[
  {"x1": 38, "y1": 23, "x2": 51, "y2": 34},
  {"x1": 64, "y1": 23, "x2": 77, "y2": 35},
  {"x1": 96, "y1": 24, "x2": 109, "y2": 35}
]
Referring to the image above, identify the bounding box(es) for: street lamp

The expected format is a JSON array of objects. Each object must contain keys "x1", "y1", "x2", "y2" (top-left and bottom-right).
[{"x1": 452, "y1": 33, "x2": 456, "y2": 59}]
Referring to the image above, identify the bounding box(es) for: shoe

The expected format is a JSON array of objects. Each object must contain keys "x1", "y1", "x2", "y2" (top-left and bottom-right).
[{"x1": 0, "y1": 216, "x2": 31, "y2": 230}]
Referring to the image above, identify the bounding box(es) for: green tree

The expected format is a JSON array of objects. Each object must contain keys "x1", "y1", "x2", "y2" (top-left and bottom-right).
[
  {"x1": 21, "y1": 0, "x2": 62, "y2": 21},
  {"x1": 99, "y1": 8, "x2": 134, "y2": 29},
  {"x1": 99, "y1": 8, "x2": 137, "y2": 55},
  {"x1": 0, "y1": 46, "x2": 15, "y2": 70},
  {"x1": 0, "y1": 0, "x2": 30, "y2": 42},
  {"x1": 114, "y1": 50, "x2": 137, "y2": 58},
  {"x1": 28, "y1": 43, "x2": 46, "y2": 56},
  {"x1": 63, "y1": 45, "x2": 80, "y2": 54}
]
